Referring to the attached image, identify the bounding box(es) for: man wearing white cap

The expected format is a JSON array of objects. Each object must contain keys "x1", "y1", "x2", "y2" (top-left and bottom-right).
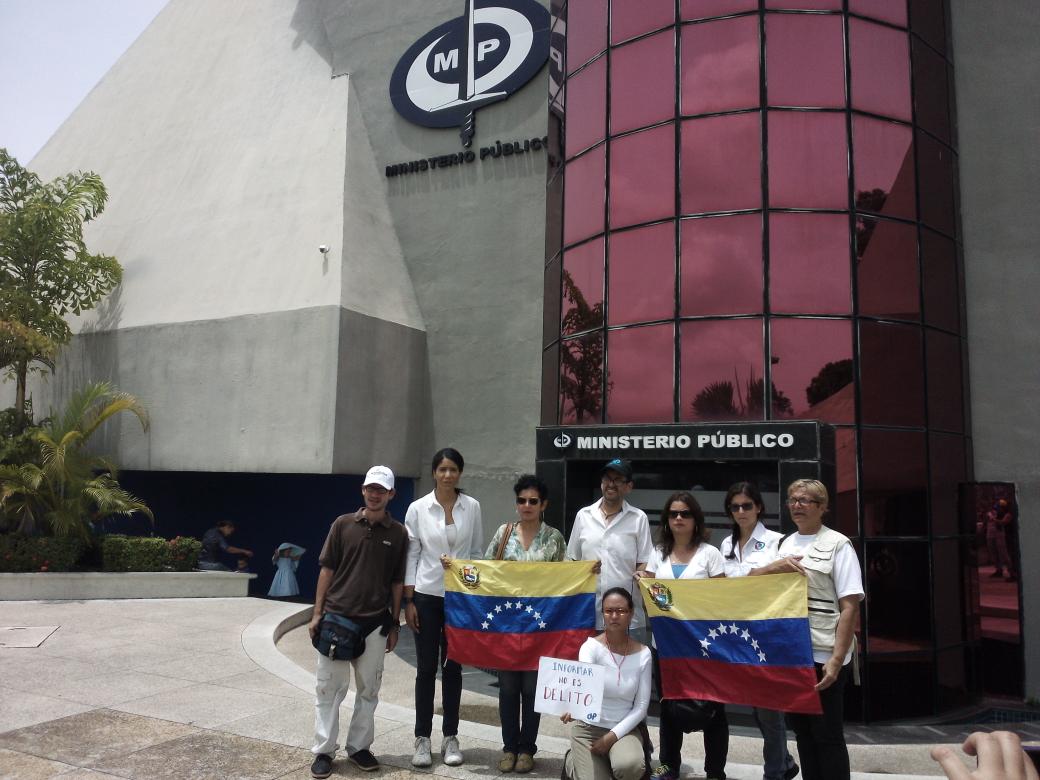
[{"x1": 309, "y1": 466, "x2": 408, "y2": 779}]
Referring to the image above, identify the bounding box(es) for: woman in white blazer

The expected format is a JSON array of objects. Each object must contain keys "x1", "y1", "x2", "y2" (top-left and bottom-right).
[
  {"x1": 641, "y1": 492, "x2": 727, "y2": 780},
  {"x1": 403, "y1": 448, "x2": 483, "y2": 769}
]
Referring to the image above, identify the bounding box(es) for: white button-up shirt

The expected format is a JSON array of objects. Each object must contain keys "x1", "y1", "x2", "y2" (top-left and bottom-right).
[
  {"x1": 404, "y1": 490, "x2": 483, "y2": 597},
  {"x1": 567, "y1": 499, "x2": 653, "y2": 628},
  {"x1": 719, "y1": 521, "x2": 784, "y2": 578}
]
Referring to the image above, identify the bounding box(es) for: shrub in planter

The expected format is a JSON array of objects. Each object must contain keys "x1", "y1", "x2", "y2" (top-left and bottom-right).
[
  {"x1": 166, "y1": 536, "x2": 201, "y2": 571},
  {"x1": 0, "y1": 534, "x2": 86, "y2": 572},
  {"x1": 102, "y1": 535, "x2": 168, "y2": 572}
]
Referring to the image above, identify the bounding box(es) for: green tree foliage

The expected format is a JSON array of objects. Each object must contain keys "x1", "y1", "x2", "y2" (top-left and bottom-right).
[
  {"x1": 0, "y1": 149, "x2": 122, "y2": 423},
  {"x1": 692, "y1": 371, "x2": 793, "y2": 420},
  {"x1": 805, "y1": 358, "x2": 854, "y2": 408},
  {"x1": 0, "y1": 382, "x2": 152, "y2": 539}
]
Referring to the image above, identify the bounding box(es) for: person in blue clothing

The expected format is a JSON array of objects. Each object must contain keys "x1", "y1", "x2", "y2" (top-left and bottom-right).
[
  {"x1": 268, "y1": 543, "x2": 305, "y2": 597},
  {"x1": 197, "y1": 520, "x2": 253, "y2": 571}
]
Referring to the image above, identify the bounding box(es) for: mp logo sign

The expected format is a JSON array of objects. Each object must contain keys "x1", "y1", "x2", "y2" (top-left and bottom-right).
[{"x1": 389, "y1": 0, "x2": 550, "y2": 147}]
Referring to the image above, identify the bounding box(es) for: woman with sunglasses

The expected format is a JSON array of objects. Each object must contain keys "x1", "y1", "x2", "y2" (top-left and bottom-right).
[
  {"x1": 750, "y1": 479, "x2": 863, "y2": 780},
  {"x1": 719, "y1": 482, "x2": 799, "y2": 780},
  {"x1": 484, "y1": 474, "x2": 566, "y2": 774},
  {"x1": 641, "y1": 492, "x2": 727, "y2": 780}
]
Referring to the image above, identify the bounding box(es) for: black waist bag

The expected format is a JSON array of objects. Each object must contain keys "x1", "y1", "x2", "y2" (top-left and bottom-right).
[
  {"x1": 661, "y1": 698, "x2": 721, "y2": 733},
  {"x1": 312, "y1": 613, "x2": 366, "y2": 660}
]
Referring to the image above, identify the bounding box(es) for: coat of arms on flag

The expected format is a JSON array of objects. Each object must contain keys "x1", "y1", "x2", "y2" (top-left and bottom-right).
[
  {"x1": 639, "y1": 573, "x2": 822, "y2": 714},
  {"x1": 444, "y1": 560, "x2": 597, "y2": 671}
]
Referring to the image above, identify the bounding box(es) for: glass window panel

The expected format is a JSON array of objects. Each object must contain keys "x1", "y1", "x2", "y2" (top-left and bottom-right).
[
  {"x1": 853, "y1": 117, "x2": 916, "y2": 221},
  {"x1": 565, "y1": 57, "x2": 606, "y2": 158},
  {"x1": 859, "y1": 321, "x2": 925, "y2": 427},
  {"x1": 610, "y1": 124, "x2": 676, "y2": 229},
  {"x1": 865, "y1": 654, "x2": 934, "y2": 719},
  {"x1": 768, "y1": 111, "x2": 848, "y2": 209},
  {"x1": 766, "y1": 14, "x2": 845, "y2": 108},
  {"x1": 680, "y1": 214, "x2": 762, "y2": 317},
  {"x1": 606, "y1": 324, "x2": 676, "y2": 423},
  {"x1": 544, "y1": 254, "x2": 563, "y2": 346},
  {"x1": 936, "y1": 647, "x2": 974, "y2": 712},
  {"x1": 921, "y1": 228, "x2": 959, "y2": 332},
  {"x1": 564, "y1": 145, "x2": 606, "y2": 245},
  {"x1": 929, "y1": 432, "x2": 965, "y2": 537},
  {"x1": 916, "y1": 131, "x2": 956, "y2": 237},
  {"x1": 933, "y1": 539, "x2": 965, "y2": 646},
  {"x1": 849, "y1": 0, "x2": 908, "y2": 26},
  {"x1": 680, "y1": 318, "x2": 764, "y2": 421},
  {"x1": 833, "y1": 427, "x2": 860, "y2": 537},
  {"x1": 612, "y1": 31, "x2": 676, "y2": 134},
  {"x1": 849, "y1": 18, "x2": 912, "y2": 121},
  {"x1": 567, "y1": 0, "x2": 608, "y2": 74},
  {"x1": 770, "y1": 318, "x2": 854, "y2": 422},
  {"x1": 926, "y1": 330, "x2": 964, "y2": 433},
  {"x1": 857, "y1": 218, "x2": 919, "y2": 320},
  {"x1": 681, "y1": 0, "x2": 757, "y2": 20},
  {"x1": 561, "y1": 238, "x2": 604, "y2": 336},
  {"x1": 681, "y1": 114, "x2": 762, "y2": 214},
  {"x1": 909, "y1": 0, "x2": 946, "y2": 54},
  {"x1": 866, "y1": 542, "x2": 931, "y2": 649},
  {"x1": 611, "y1": 0, "x2": 675, "y2": 44},
  {"x1": 861, "y1": 429, "x2": 927, "y2": 536},
  {"x1": 680, "y1": 16, "x2": 760, "y2": 115},
  {"x1": 912, "y1": 37, "x2": 951, "y2": 144},
  {"x1": 546, "y1": 169, "x2": 564, "y2": 257},
  {"x1": 610, "y1": 223, "x2": 676, "y2": 325},
  {"x1": 770, "y1": 213, "x2": 851, "y2": 315},
  {"x1": 542, "y1": 343, "x2": 560, "y2": 424},
  {"x1": 560, "y1": 332, "x2": 605, "y2": 423},
  {"x1": 765, "y1": 0, "x2": 841, "y2": 8}
]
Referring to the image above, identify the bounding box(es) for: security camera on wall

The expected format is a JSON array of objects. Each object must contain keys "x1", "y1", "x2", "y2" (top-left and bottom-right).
[{"x1": 318, "y1": 244, "x2": 330, "y2": 255}]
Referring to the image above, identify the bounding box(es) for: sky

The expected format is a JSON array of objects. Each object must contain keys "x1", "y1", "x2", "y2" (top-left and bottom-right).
[{"x1": 0, "y1": 0, "x2": 170, "y2": 165}]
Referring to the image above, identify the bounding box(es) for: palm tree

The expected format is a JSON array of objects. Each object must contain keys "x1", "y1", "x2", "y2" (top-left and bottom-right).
[{"x1": 0, "y1": 382, "x2": 152, "y2": 538}]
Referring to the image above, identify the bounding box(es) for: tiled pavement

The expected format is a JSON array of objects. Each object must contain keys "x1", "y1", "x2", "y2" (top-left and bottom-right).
[{"x1": 0, "y1": 597, "x2": 1034, "y2": 779}]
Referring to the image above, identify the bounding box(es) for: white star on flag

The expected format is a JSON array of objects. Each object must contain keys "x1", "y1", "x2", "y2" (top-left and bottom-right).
[
  {"x1": 525, "y1": 605, "x2": 533, "y2": 613},
  {"x1": 729, "y1": 623, "x2": 739, "y2": 634},
  {"x1": 481, "y1": 621, "x2": 489, "y2": 629},
  {"x1": 699, "y1": 637, "x2": 711, "y2": 650},
  {"x1": 533, "y1": 612, "x2": 541, "y2": 620},
  {"x1": 741, "y1": 629, "x2": 750, "y2": 640},
  {"x1": 539, "y1": 621, "x2": 547, "y2": 629},
  {"x1": 708, "y1": 628, "x2": 718, "y2": 639},
  {"x1": 495, "y1": 605, "x2": 502, "y2": 613},
  {"x1": 486, "y1": 612, "x2": 494, "y2": 620},
  {"x1": 758, "y1": 651, "x2": 767, "y2": 662}
]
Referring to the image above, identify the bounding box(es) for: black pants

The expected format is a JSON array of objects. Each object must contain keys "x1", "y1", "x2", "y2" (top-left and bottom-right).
[
  {"x1": 786, "y1": 663, "x2": 850, "y2": 780},
  {"x1": 412, "y1": 592, "x2": 462, "y2": 738},
  {"x1": 658, "y1": 702, "x2": 728, "y2": 778}
]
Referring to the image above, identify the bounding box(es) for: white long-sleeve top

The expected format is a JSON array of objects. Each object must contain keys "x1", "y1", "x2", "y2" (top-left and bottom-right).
[
  {"x1": 579, "y1": 637, "x2": 651, "y2": 739},
  {"x1": 404, "y1": 490, "x2": 483, "y2": 596}
]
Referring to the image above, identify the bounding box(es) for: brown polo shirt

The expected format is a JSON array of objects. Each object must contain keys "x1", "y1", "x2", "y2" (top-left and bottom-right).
[{"x1": 318, "y1": 509, "x2": 409, "y2": 620}]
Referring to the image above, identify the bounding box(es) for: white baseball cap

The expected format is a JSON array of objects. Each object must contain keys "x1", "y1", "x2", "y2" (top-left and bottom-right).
[{"x1": 363, "y1": 465, "x2": 395, "y2": 491}]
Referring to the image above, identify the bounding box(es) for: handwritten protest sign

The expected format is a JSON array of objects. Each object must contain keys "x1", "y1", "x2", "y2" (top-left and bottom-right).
[{"x1": 533, "y1": 656, "x2": 605, "y2": 723}]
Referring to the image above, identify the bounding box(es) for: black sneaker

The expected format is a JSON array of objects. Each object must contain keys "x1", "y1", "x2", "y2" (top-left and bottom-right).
[
  {"x1": 349, "y1": 749, "x2": 380, "y2": 772},
  {"x1": 311, "y1": 753, "x2": 333, "y2": 779}
]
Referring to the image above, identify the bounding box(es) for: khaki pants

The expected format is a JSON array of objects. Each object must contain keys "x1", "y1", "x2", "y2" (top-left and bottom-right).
[{"x1": 567, "y1": 721, "x2": 645, "y2": 780}]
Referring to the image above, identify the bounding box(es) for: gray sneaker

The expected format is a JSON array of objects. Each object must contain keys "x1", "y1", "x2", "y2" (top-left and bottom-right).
[
  {"x1": 412, "y1": 736, "x2": 433, "y2": 767},
  {"x1": 442, "y1": 735, "x2": 464, "y2": 766}
]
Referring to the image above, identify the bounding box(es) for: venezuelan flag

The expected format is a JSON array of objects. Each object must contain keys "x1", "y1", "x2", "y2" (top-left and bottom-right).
[
  {"x1": 444, "y1": 560, "x2": 597, "y2": 671},
  {"x1": 639, "y1": 573, "x2": 822, "y2": 714}
]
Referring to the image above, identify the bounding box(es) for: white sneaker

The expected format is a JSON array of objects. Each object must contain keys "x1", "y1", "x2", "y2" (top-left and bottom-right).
[
  {"x1": 441, "y1": 735, "x2": 464, "y2": 766},
  {"x1": 412, "y1": 736, "x2": 432, "y2": 767}
]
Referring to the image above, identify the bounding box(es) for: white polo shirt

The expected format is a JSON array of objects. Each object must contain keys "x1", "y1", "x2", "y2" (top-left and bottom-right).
[
  {"x1": 719, "y1": 521, "x2": 784, "y2": 578},
  {"x1": 567, "y1": 499, "x2": 653, "y2": 628}
]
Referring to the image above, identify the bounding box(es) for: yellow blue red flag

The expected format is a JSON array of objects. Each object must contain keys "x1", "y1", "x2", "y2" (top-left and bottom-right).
[
  {"x1": 444, "y1": 560, "x2": 597, "y2": 671},
  {"x1": 639, "y1": 573, "x2": 822, "y2": 714}
]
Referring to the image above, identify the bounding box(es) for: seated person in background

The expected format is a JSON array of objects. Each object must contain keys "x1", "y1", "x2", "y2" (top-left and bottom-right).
[
  {"x1": 197, "y1": 520, "x2": 253, "y2": 571},
  {"x1": 562, "y1": 587, "x2": 652, "y2": 780}
]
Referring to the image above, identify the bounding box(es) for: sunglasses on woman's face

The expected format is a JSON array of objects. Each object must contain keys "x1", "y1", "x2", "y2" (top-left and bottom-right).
[
  {"x1": 667, "y1": 509, "x2": 694, "y2": 519},
  {"x1": 515, "y1": 497, "x2": 541, "y2": 506},
  {"x1": 729, "y1": 501, "x2": 756, "y2": 513}
]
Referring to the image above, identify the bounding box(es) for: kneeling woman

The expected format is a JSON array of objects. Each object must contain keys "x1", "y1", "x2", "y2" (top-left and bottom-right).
[{"x1": 563, "y1": 587, "x2": 652, "y2": 780}]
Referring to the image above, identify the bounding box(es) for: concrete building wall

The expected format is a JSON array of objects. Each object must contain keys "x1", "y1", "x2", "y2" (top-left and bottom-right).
[
  {"x1": 19, "y1": 0, "x2": 549, "y2": 527},
  {"x1": 951, "y1": 0, "x2": 1040, "y2": 699}
]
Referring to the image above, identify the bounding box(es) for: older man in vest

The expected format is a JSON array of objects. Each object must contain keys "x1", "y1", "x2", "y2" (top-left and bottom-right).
[{"x1": 750, "y1": 478, "x2": 863, "y2": 780}]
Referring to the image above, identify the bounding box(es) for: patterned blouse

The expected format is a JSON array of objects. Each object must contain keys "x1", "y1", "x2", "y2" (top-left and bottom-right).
[{"x1": 484, "y1": 521, "x2": 567, "y2": 562}]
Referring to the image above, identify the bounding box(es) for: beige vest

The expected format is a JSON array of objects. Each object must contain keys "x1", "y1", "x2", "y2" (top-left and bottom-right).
[{"x1": 797, "y1": 525, "x2": 852, "y2": 656}]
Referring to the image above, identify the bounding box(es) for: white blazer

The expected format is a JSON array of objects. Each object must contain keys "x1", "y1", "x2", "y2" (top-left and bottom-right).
[{"x1": 404, "y1": 490, "x2": 483, "y2": 596}]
